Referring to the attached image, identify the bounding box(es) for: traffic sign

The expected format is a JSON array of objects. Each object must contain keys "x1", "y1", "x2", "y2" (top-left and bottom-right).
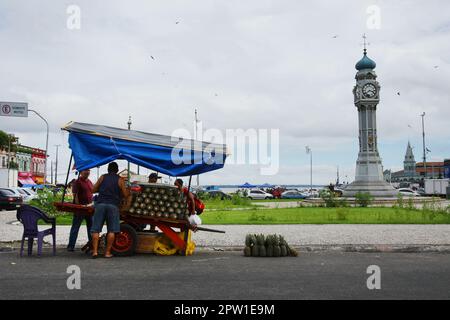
[{"x1": 0, "y1": 102, "x2": 28, "y2": 117}]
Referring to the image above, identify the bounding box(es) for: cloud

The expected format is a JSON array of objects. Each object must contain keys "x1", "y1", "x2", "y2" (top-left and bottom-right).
[{"x1": 0, "y1": 0, "x2": 449, "y2": 184}]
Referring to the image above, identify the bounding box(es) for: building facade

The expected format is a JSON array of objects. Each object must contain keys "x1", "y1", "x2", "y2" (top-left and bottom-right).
[
  {"x1": 17, "y1": 145, "x2": 35, "y2": 186},
  {"x1": 387, "y1": 141, "x2": 447, "y2": 183},
  {"x1": 0, "y1": 147, "x2": 17, "y2": 169},
  {"x1": 31, "y1": 148, "x2": 46, "y2": 184}
]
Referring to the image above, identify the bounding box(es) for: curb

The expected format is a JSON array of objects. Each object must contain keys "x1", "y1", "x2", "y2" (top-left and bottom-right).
[
  {"x1": 1, "y1": 241, "x2": 450, "y2": 253},
  {"x1": 201, "y1": 244, "x2": 450, "y2": 253}
]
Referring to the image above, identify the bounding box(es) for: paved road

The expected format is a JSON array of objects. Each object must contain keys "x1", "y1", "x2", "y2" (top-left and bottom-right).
[
  {"x1": 0, "y1": 250, "x2": 449, "y2": 300},
  {"x1": 2, "y1": 210, "x2": 450, "y2": 248}
]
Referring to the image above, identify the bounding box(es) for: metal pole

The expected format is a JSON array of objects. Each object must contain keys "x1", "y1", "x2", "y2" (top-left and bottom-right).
[
  {"x1": 187, "y1": 175, "x2": 193, "y2": 192},
  {"x1": 310, "y1": 150, "x2": 313, "y2": 194},
  {"x1": 55, "y1": 144, "x2": 60, "y2": 185},
  {"x1": 195, "y1": 109, "x2": 200, "y2": 187},
  {"x1": 7, "y1": 135, "x2": 11, "y2": 187},
  {"x1": 50, "y1": 161, "x2": 54, "y2": 185},
  {"x1": 29, "y1": 109, "x2": 49, "y2": 185},
  {"x1": 421, "y1": 112, "x2": 427, "y2": 180},
  {"x1": 127, "y1": 116, "x2": 132, "y2": 185},
  {"x1": 61, "y1": 154, "x2": 73, "y2": 204}
]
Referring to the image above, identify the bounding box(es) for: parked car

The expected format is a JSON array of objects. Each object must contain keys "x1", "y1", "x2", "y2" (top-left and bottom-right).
[
  {"x1": 416, "y1": 188, "x2": 426, "y2": 196},
  {"x1": 207, "y1": 190, "x2": 232, "y2": 200},
  {"x1": 300, "y1": 189, "x2": 320, "y2": 198},
  {"x1": 247, "y1": 189, "x2": 274, "y2": 200},
  {"x1": 398, "y1": 188, "x2": 420, "y2": 197},
  {"x1": 3, "y1": 187, "x2": 35, "y2": 203},
  {"x1": 0, "y1": 188, "x2": 23, "y2": 210},
  {"x1": 281, "y1": 190, "x2": 308, "y2": 199},
  {"x1": 19, "y1": 188, "x2": 38, "y2": 202}
]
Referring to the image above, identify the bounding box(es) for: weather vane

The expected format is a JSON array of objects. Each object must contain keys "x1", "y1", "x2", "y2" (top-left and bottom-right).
[{"x1": 361, "y1": 33, "x2": 370, "y2": 54}]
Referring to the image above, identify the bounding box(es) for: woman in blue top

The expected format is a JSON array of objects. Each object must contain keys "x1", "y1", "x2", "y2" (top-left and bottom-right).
[{"x1": 91, "y1": 162, "x2": 129, "y2": 258}]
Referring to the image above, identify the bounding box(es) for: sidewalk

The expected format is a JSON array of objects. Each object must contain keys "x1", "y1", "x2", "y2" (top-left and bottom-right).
[{"x1": 2, "y1": 210, "x2": 449, "y2": 250}]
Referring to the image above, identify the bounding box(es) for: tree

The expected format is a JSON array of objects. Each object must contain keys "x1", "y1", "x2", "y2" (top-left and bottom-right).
[
  {"x1": 0, "y1": 130, "x2": 18, "y2": 152},
  {"x1": 0, "y1": 130, "x2": 9, "y2": 149}
]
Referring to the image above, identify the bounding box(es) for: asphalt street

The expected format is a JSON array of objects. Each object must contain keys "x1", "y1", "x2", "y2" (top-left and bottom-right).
[{"x1": 0, "y1": 249, "x2": 449, "y2": 300}]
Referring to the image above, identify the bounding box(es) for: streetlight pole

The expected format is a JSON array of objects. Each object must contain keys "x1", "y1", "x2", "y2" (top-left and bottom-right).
[
  {"x1": 29, "y1": 109, "x2": 49, "y2": 184},
  {"x1": 50, "y1": 161, "x2": 54, "y2": 184},
  {"x1": 305, "y1": 146, "x2": 312, "y2": 194},
  {"x1": 420, "y1": 112, "x2": 427, "y2": 181},
  {"x1": 54, "y1": 144, "x2": 60, "y2": 185},
  {"x1": 127, "y1": 116, "x2": 132, "y2": 185},
  {"x1": 195, "y1": 109, "x2": 200, "y2": 187}
]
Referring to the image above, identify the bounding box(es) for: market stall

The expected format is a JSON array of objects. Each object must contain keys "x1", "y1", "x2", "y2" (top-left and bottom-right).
[{"x1": 54, "y1": 121, "x2": 228, "y2": 256}]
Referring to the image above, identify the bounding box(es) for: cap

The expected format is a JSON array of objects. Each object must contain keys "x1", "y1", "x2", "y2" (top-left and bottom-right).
[{"x1": 149, "y1": 172, "x2": 162, "y2": 179}]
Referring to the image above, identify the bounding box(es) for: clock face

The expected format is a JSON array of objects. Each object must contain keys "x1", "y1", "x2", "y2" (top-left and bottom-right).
[{"x1": 362, "y1": 83, "x2": 377, "y2": 98}]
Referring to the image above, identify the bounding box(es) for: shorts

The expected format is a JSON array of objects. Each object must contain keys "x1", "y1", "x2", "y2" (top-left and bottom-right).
[{"x1": 91, "y1": 203, "x2": 120, "y2": 233}]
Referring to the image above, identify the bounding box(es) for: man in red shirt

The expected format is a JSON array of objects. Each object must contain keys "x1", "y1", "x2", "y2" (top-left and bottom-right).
[{"x1": 67, "y1": 170, "x2": 94, "y2": 252}]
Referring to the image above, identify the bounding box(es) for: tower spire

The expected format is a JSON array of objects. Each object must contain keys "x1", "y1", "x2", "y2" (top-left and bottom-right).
[{"x1": 362, "y1": 33, "x2": 369, "y2": 55}]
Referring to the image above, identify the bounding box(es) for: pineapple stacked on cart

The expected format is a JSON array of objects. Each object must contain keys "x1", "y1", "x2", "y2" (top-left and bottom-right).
[{"x1": 54, "y1": 122, "x2": 228, "y2": 257}]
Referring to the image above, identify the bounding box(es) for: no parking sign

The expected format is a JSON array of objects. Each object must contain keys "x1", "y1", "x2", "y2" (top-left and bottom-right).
[{"x1": 0, "y1": 102, "x2": 28, "y2": 117}]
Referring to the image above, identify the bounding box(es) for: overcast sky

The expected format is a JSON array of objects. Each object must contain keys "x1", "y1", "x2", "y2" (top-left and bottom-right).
[{"x1": 1, "y1": 0, "x2": 449, "y2": 185}]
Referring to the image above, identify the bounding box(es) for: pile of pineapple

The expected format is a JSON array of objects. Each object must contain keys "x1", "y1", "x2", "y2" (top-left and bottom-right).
[
  {"x1": 128, "y1": 184, "x2": 189, "y2": 220},
  {"x1": 244, "y1": 234, "x2": 298, "y2": 257}
]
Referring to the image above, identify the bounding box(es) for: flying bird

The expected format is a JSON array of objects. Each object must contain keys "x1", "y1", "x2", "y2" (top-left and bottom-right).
[
  {"x1": 175, "y1": 21, "x2": 180, "y2": 24},
  {"x1": 434, "y1": 65, "x2": 439, "y2": 69},
  {"x1": 397, "y1": 92, "x2": 401, "y2": 96},
  {"x1": 150, "y1": 56, "x2": 155, "y2": 60},
  {"x1": 332, "y1": 35, "x2": 338, "y2": 38}
]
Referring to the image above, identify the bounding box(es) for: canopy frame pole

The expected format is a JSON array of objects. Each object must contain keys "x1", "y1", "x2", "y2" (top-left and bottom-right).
[
  {"x1": 187, "y1": 175, "x2": 192, "y2": 192},
  {"x1": 61, "y1": 153, "x2": 73, "y2": 204}
]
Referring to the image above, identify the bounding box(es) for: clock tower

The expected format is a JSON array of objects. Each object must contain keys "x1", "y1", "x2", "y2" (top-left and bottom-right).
[{"x1": 343, "y1": 36, "x2": 398, "y2": 197}]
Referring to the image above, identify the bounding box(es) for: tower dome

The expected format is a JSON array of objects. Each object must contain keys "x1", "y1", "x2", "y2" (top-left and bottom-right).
[{"x1": 355, "y1": 49, "x2": 376, "y2": 70}]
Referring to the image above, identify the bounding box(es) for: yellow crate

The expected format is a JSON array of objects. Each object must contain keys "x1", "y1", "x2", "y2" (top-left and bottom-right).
[{"x1": 136, "y1": 231, "x2": 195, "y2": 256}]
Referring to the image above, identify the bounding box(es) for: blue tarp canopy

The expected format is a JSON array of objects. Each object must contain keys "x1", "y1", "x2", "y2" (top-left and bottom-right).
[
  {"x1": 62, "y1": 122, "x2": 228, "y2": 177},
  {"x1": 238, "y1": 182, "x2": 256, "y2": 188}
]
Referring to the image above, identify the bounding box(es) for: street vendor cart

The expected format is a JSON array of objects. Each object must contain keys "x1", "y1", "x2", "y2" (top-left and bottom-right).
[{"x1": 54, "y1": 122, "x2": 228, "y2": 256}]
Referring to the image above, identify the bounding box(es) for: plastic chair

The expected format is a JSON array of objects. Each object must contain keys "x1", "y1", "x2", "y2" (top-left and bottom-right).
[{"x1": 16, "y1": 205, "x2": 56, "y2": 256}]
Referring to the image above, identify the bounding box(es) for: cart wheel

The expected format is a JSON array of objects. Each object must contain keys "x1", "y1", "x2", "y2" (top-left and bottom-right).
[{"x1": 111, "y1": 224, "x2": 137, "y2": 256}]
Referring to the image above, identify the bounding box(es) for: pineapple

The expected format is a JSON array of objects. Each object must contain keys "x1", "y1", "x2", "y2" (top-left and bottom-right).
[
  {"x1": 266, "y1": 235, "x2": 274, "y2": 257},
  {"x1": 287, "y1": 244, "x2": 299, "y2": 257},
  {"x1": 279, "y1": 235, "x2": 288, "y2": 257},
  {"x1": 258, "y1": 234, "x2": 266, "y2": 257},
  {"x1": 273, "y1": 234, "x2": 281, "y2": 257},
  {"x1": 244, "y1": 234, "x2": 252, "y2": 257},
  {"x1": 251, "y1": 234, "x2": 259, "y2": 257}
]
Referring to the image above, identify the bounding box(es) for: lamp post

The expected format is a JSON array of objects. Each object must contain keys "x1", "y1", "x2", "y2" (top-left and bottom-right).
[
  {"x1": 127, "y1": 116, "x2": 132, "y2": 185},
  {"x1": 195, "y1": 109, "x2": 200, "y2": 187},
  {"x1": 29, "y1": 109, "x2": 49, "y2": 184},
  {"x1": 54, "y1": 144, "x2": 60, "y2": 185},
  {"x1": 305, "y1": 146, "x2": 312, "y2": 194},
  {"x1": 420, "y1": 112, "x2": 427, "y2": 180}
]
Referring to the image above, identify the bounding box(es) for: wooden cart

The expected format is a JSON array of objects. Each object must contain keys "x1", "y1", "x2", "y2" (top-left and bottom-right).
[{"x1": 54, "y1": 201, "x2": 197, "y2": 256}]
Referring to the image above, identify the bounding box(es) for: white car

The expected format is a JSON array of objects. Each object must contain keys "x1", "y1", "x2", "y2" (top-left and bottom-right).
[
  {"x1": 20, "y1": 188, "x2": 38, "y2": 202},
  {"x1": 398, "y1": 188, "x2": 420, "y2": 197},
  {"x1": 4, "y1": 187, "x2": 36, "y2": 203},
  {"x1": 247, "y1": 189, "x2": 274, "y2": 200}
]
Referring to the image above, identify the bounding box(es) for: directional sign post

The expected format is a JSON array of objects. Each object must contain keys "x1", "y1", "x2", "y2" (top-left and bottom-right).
[
  {"x1": 0, "y1": 102, "x2": 28, "y2": 117},
  {"x1": 1, "y1": 101, "x2": 48, "y2": 184}
]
